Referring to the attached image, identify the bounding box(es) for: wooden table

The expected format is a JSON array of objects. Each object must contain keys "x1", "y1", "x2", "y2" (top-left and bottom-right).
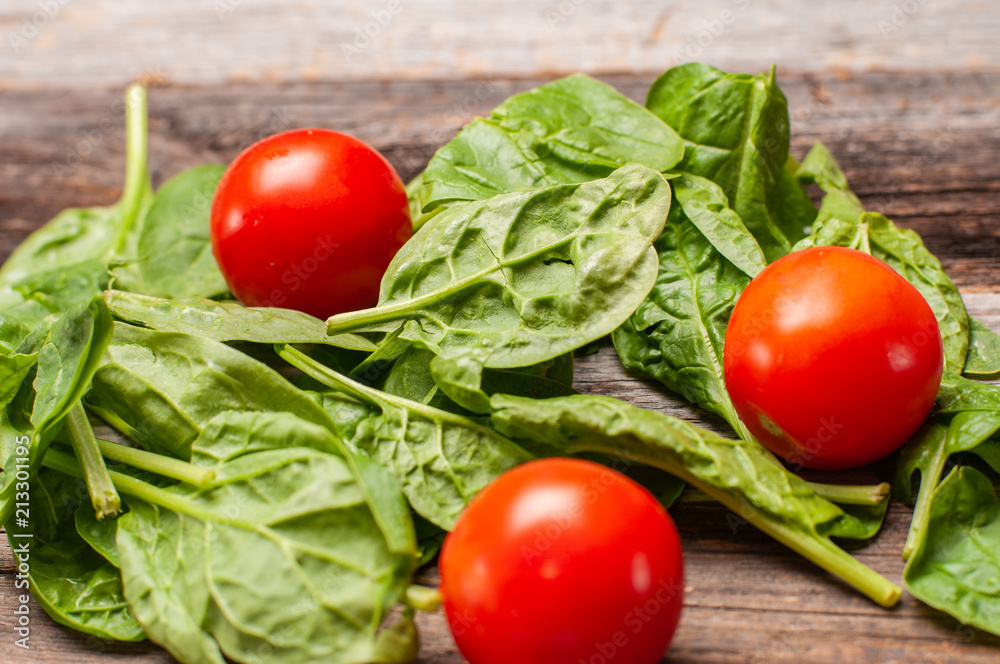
[{"x1": 3, "y1": 3, "x2": 1000, "y2": 662}]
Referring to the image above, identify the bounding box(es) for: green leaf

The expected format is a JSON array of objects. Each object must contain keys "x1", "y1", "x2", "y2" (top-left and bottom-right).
[
  {"x1": 116, "y1": 447, "x2": 417, "y2": 664},
  {"x1": 647, "y1": 63, "x2": 794, "y2": 261},
  {"x1": 0, "y1": 298, "x2": 114, "y2": 525},
  {"x1": 613, "y1": 197, "x2": 751, "y2": 440},
  {"x1": 935, "y1": 371, "x2": 1000, "y2": 412},
  {"x1": 895, "y1": 412, "x2": 1000, "y2": 559},
  {"x1": 963, "y1": 317, "x2": 1000, "y2": 377},
  {"x1": 105, "y1": 290, "x2": 376, "y2": 352},
  {"x1": 0, "y1": 206, "x2": 119, "y2": 297},
  {"x1": 672, "y1": 172, "x2": 767, "y2": 278},
  {"x1": 794, "y1": 217, "x2": 872, "y2": 254},
  {"x1": 328, "y1": 164, "x2": 670, "y2": 369},
  {"x1": 0, "y1": 349, "x2": 39, "y2": 411},
  {"x1": 429, "y1": 354, "x2": 493, "y2": 413},
  {"x1": 85, "y1": 323, "x2": 337, "y2": 459},
  {"x1": 190, "y1": 410, "x2": 346, "y2": 468},
  {"x1": 110, "y1": 165, "x2": 229, "y2": 299},
  {"x1": 904, "y1": 466, "x2": 1000, "y2": 636},
  {"x1": 76, "y1": 503, "x2": 123, "y2": 568},
  {"x1": 766, "y1": 160, "x2": 817, "y2": 246},
  {"x1": 280, "y1": 345, "x2": 533, "y2": 531},
  {"x1": 490, "y1": 393, "x2": 899, "y2": 607},
  {"x1": 384, "y1": 347, "x2": 576, "y2": 415},
  {"x1": 5, "y1": 467, "x2": 144, "y2": 641},
  {"x1": 419, "y1": 74, "x2": 683, "y2": 210}
]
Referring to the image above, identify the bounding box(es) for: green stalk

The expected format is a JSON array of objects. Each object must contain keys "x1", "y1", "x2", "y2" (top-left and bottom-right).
[
  {"x1": 97, "y1": 438, "x2": 215, "y2": 487},
  {"x1": 278, "y1": 344, "x2": 380, "y2": 407},
  {"x1": 902, "y1": 450, "x2": 947, "y2": 561},
  {"x1": 65, "y1": 403, "x2": 121, "y2": 520},
  {"x1": 110, "y1": 83, "x2": 152, "y2": 256},
  {"x1": 806, "y1": 481, "x2": 890, "y2": 507},
  {"x1": 567, "y1": 443, "x2": 902, "y2": 608},
  {"x1": 41, "y1": 448, "x2": 248, "y2": 528},
  {"x1": 405, "y1": 585, "x2": 442, "y2": 612}
]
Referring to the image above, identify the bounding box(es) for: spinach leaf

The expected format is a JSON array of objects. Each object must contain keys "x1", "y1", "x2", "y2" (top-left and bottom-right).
[
  {"x1": 280, "y1": 344, "x2": 533, "y2": 530},
  {"x1": 428, "y1": 353, "x2": 578, "y2": 415},
  {"x1": 935, "y1": 371, "x2": 1000, "y2": 412},
  {"x1": 85, "y1": 323, "x2": 337, "y2": 459},
  {"x1": 0, "y1": 348, "x2": 39, "y2": 411},
  {"x1": 111, "y1": 447, "x2": 418, "y2": 664},
  {"x1": 794, "y1": 216, "x2": 872, "y2": 254},
  {"x1": 895, "y1": 412, "x2": 1000, "y2": 559},
  {"x1": 672, "y1": 172, "x2": 767, "y2": 278},
  {"x1": 797, "y1": 142, "x2": 969, "y2": 372},
  {"x1": 904, "y1": 466, "x2": 1000, "y2": 637},
  {"x1": 646, "y1": 63, "x2": 795, "y2": 261},
  {"x1": 0, "y1": 85, "x2": 152, "y2": 329},
  {"x1": 4, "y1": 466, "x2": 144, "y2": 641},
  {"x1": 963, "y1": 317, "x2": 1000, "y2": 377},
  {"x1": 419, "y1": 75, "x2": 683, "y2": 211},
  {"x1": 0, "y1": 297, "x2": 114, "y2": 525},
  {"x1": 767, "y1": 159, "x2": 818, "y2": 246},
  {"x1": 613, "y1": 198, "x2": 753, "y2": 441},
  {"x1": 327, "y1": 164, "x2": 670, "y2": 369},
  {"x1": 105, "y1": 290, "x2": 376, "y2": 352},
  {"x1": 76, "y1": 502, "x2": 124, "y2": 568},
  {"x1": 190, "y1": 410, "x2": 345, "y2": 468},
  {"x1": 490, "y1": 393, "x2": 900, "y2": 607},
  {"x1": 110, "y1": 165, "x2": 229, "y2": 299}
]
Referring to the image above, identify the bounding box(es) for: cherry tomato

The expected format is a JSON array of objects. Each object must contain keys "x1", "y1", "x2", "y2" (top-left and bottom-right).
[
  {"x1": 210, "y1": 128, "x2": 411, "y2": 319},
  {"x1": 723, "y1": 246, "x2": 944, "y2": 471},
  {"x1": 439, "y1": 458, "x2": 684, "y2": 664}
]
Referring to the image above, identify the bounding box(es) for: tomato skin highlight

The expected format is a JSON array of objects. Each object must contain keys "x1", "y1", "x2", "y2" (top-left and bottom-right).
[
  {"x1": 210, "y1": 128, "x2": 411, "y2": 320},
  {"x1": 439, "y1": 458, "x2": 684, "y2": 664},
  {"x1": 723, "y1": 246, "x2": 944, "y2": 471}
]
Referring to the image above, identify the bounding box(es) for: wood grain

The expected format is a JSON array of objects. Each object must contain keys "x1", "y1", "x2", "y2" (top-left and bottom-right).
[
  {"x1": 2, "y1": 0, "x2": 1000, "y2": 90},
  {"x1": 1, "y1": 70, "x2": 1000, "y2": 663}
]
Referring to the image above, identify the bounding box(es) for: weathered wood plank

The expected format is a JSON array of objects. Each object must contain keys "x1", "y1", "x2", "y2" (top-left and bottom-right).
[
  {"x1": 1, "y1": 70, "x2": 1000, "y2": 662},
  {"x1": 1, "y1": 0, "x2": 999, "y2": 89}
]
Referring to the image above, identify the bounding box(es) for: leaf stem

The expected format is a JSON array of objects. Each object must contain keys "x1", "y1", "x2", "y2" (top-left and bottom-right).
[
  {"x1": 404, "y1": 585, "x2": 442, "y2": 612},
  {"x1": 96, "y1": 438, "x2": 215, "y2": 487},
  {"x1": 567, "y1": 443, "x2": 901, "y2": 608},
  {"x1": 111, "y1": 83, "x2": 151, "y2": 255},
  {"x1": 278, "y1": 344, "x2": 382, "y2": 407},
  {"x1": 903, "y1": 452, "x2": 947, "y2": 561},
  {"x1": 65, "y1": 402, "x2": 122, "y2": 520},
  {"x1": 806, "y1": 481, "x2": 890, "y2": 507},
  {"x1": 41, "y1": 448, "x2": 245, "y2": 528}
]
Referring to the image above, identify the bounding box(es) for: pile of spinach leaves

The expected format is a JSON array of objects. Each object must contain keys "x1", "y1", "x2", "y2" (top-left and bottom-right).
[{"x1": 3, "y1": 62, "x2": 1000, "y2": 664}]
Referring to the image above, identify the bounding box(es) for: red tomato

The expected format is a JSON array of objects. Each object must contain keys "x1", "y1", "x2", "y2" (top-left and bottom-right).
[
  {"x1": 439, "y1": 458, "x2": 684, "y2": 664},
  {"x1": 210, "y1": 128, "x2": 411, "y2": 319},
  {"x1": 723, "y1": 246, "x2": 944, "y2": 471}
]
